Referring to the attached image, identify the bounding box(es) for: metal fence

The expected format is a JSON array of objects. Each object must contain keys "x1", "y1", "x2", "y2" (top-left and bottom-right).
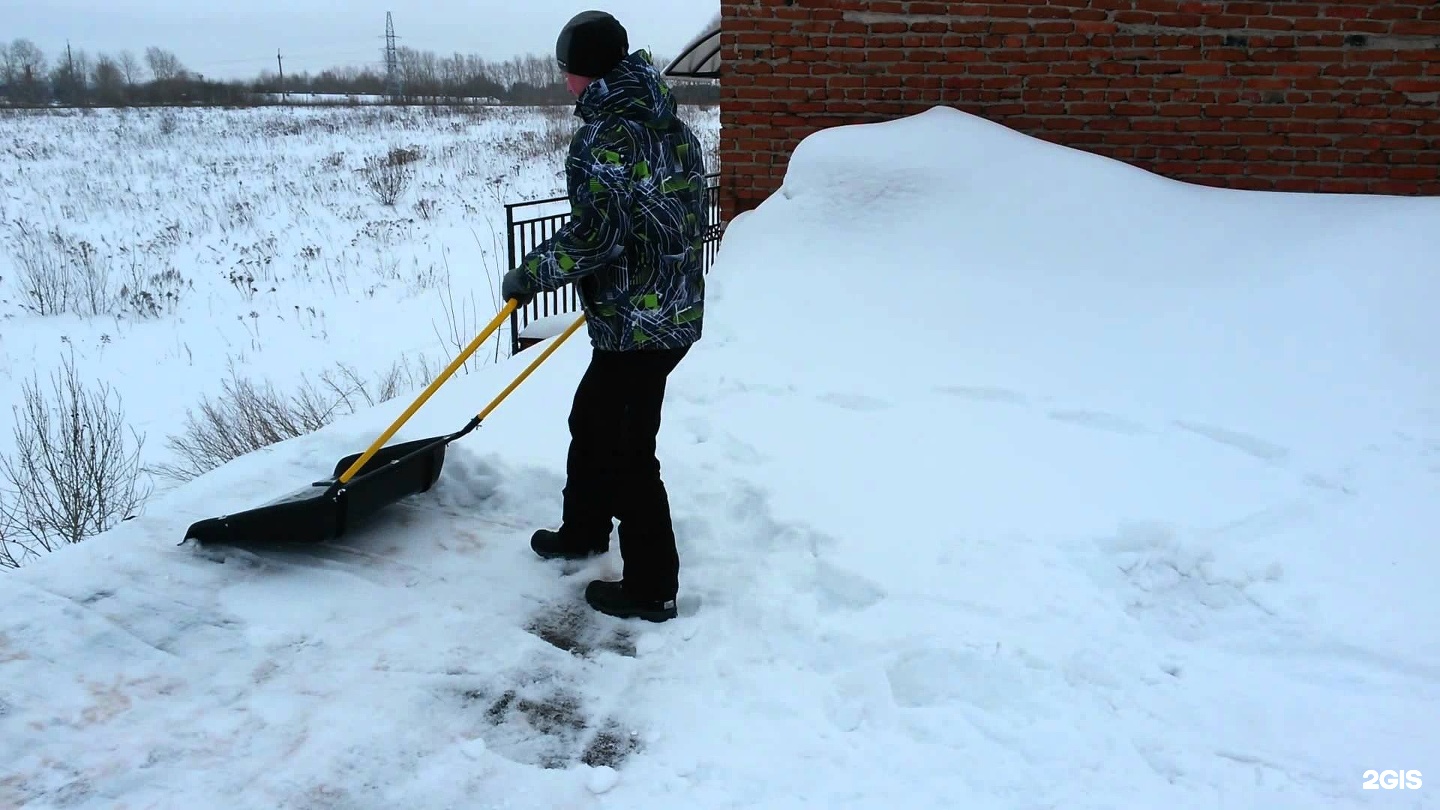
[{"x1": 503, "y1": 172, "x2": 723, "y2": 356}]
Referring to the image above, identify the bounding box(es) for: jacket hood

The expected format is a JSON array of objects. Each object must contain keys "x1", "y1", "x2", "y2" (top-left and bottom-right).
[{"x1": 575, "y1": 50, "x2": 678, "y2": 127}]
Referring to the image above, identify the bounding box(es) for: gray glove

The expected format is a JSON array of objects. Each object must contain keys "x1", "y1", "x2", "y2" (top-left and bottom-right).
[{"x1": 501, "y1": 266, "x2": 536, "y2": 307}]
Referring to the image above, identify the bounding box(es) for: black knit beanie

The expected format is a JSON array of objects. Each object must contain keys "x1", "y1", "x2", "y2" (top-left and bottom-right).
[{"x1": 556, "y1": 10, "x2": 629, "y2": 78}]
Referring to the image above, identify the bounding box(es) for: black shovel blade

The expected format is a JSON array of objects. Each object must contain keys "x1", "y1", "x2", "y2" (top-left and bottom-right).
[
  {"x1": 182, "y1": 481, "x2": 346, "y2": 548},
  {"x1": 183, "y1": 435, "x2": 452, "y2": 549},
  {"x1": 331, "y1": 435, "x2": 451, "y2": 528}
]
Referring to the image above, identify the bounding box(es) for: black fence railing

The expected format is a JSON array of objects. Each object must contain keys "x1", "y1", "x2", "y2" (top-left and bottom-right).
[{"x1": 503, "y1": 171, "x2": 723, "y2": 355}]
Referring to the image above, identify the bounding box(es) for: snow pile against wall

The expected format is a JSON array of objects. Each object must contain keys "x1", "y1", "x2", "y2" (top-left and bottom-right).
[{"x1": 708, "y1": 106, "x2": 1438, "y2": 449}]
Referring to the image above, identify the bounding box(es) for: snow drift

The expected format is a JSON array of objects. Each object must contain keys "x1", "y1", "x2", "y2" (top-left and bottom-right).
[{"x1": 2, "y1": 106, "x2": 1438, "y2": 809}]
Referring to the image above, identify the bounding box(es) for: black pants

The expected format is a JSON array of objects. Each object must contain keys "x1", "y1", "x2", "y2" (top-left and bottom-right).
[{"x1": 562, "y1": 345, "x2": 690, "y2": 601}]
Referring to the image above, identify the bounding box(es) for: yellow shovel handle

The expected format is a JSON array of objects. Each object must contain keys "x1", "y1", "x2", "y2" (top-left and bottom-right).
[
  {"x1": 476, "y1": 313, "x2": 587, "y2": 422},
  {"x1": 336, "y1": 298, "x2": 518, "y2": 485}
]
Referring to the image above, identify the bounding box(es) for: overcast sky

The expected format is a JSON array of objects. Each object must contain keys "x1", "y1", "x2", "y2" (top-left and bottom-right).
[{"x1": 6, "y1": 0, "x2": 716, "y2": 80}]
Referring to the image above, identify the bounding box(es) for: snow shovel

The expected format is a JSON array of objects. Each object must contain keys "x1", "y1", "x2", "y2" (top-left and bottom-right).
[{"x1": 182, "y1": 301, "x2": 587, "y2": 549}]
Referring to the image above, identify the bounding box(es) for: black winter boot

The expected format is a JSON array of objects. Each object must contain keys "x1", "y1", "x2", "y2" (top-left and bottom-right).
[
  {"x1": 531, "y1": 528, "x2": 608, "y2": 561},
  {"x1": 584, "y1": 579, "x2": 677, "y2": 622}
]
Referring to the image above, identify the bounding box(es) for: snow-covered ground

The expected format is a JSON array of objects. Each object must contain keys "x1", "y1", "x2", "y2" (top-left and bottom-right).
[
  {"x1": 3, "y1": 104, "x2": 1439, "y2": 808},
  {"x1": 0, "y1": 103, "x2": 718, "y2": 489}
]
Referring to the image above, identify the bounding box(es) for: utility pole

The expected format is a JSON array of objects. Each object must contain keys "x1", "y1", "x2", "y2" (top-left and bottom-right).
[
  {"x1": 66, "y1": 41, "x2": 76, "y2": 104},
  {"x1": 384, "y1": 11, "x2": 402, "y2": 101},
  {"x1": 277, "y1": 49, "x2": 285, "y2": 102}
]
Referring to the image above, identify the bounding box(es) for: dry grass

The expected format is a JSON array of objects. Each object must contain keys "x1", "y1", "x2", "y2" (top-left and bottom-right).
[{"x1": 148, "y1": 357, "x2": 437, "y2": 483}]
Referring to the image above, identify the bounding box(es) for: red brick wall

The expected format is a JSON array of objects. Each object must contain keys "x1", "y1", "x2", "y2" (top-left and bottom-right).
[{"x1": 717, "y1": 0, "x2": 1440, "y2": 221}]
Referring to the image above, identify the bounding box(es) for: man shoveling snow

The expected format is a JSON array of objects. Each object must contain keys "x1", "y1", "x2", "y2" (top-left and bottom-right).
[{"x1": 502, "y1": 9, "x2": 709, "y2": 623}]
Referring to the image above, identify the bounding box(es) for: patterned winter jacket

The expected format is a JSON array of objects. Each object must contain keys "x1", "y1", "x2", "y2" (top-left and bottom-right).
[{"x1": 514, "y1": 50, "x2": 709, "y2": 352}]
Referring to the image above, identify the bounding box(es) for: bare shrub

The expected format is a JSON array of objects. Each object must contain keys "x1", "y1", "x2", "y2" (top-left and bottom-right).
[
  {"x1": 388, "y1": 145, "x2": 422, "y2": 166},
  {"x1": 151, "y1": 358, "x2": 430, "y2": 483},
  {"x1": 151, "y1": 366, "x2": 332, "y2": 482},
  {"x1": 71, "y1": 238, "x2": 115, "y2": 317},
  {"x1": 0, "y1": 495, "x2": 19, "y2": 570},
  {"x1": 8, "y1": 220, "x2": 72, "y2": 316},
  {"x1": 0, "y1": 351, "x2": 150, "y2": 568},
  {"x1": 360, "y1": 146, "x2": 419, "y2": 207}
]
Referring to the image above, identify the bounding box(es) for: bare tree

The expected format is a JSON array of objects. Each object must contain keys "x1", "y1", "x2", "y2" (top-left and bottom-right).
[
  {"x1": 397, "y1": 46, "x2": 438, "y2": 99},
  {"x1": 526, "y1": 53, "x2": 557, "y2": 87},
  {"x1": 92, "y1": 53, "x2": 126, "y2": 105},
  {"x1": 70, "y1": 47, "x2": 92, "y2": 86},
  {"x1": 13, "y1": 39, "x2": 45, "y2": 68},
  {"x1": 5, "y1": 39, "x2": 47, "y2": 103},
  {"x1": 440, "y1": 53, "x2": 464, "y2": 99},
  {"x1": 118, "y1": 49, "x2": 141, "y2": 87},
  {"x1": 49, "y1": 45, "x2": 91, "y2": 104},
  {"x1": 0, "y1": 350, "x2": 149, "y2": 565},
  {"x1": 144, "y1": 46, "x2": 185, "y2": 82},
  {"x1": 0, "y1": 38, "x2": 643, "y2": 108}
]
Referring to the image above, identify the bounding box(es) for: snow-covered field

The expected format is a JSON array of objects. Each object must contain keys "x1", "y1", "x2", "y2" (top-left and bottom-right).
[
  {"x1": 3, "y1": 104, "x2": 1439, "y2": 808},
  {"x1": 249, "y1": 93, "x2": 503, "y2": 105},
  {"x1": 0, "y1": 102, "x2": 718, "y2": 523}
]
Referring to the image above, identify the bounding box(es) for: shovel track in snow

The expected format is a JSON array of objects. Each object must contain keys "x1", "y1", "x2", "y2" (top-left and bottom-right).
[
  {"x1": 448, "y1": 599, "x2": 641, "y2": 771},
  {"x1": 464, "y1": 684, "x2": 639, "y2": 770},
  {"x1": 187, "y1": 544, "x2": 647, "y2": 774}
]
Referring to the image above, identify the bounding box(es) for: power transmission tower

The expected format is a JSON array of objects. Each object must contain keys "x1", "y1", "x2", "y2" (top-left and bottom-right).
[{"x1": 384, "y1": 12, "x2": 402, "y2": 100}]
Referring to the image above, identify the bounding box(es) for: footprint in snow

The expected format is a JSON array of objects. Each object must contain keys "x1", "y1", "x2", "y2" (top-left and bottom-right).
[
  {"x1": 933, "y1": 384, "x2": 1030, "y2": 405},
  {"x1": 1301, "y1": 472, "x2": 1352, "y2": 494},
  {"x1": 815, "y1": 391, "x2": 892, "y2": 412},
  {"x1": 1172, "y1": 419, "x2": 1289, "y2": 464},
  {"x1": 79, "y1": 589, "x2": 116, "y2": 605},
  {"x1": 1046, "y1": 408, "x2": 1150, "y2": 436},
  {"x1": 745, "y1": 381, "x2": 797, "y2": 397}
]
